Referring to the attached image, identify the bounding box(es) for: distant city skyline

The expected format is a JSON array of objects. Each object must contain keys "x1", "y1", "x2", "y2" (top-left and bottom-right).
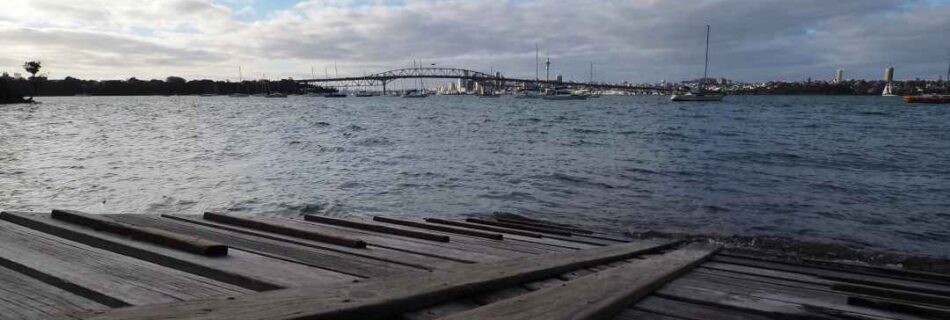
[{"x1": 1, "y1": 0, "x2": 949, "y2": 83}]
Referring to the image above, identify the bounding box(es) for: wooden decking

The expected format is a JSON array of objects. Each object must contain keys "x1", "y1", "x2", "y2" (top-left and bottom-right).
[{"x1": 0, "y1": 210, "x2": 946, "y2": 319}]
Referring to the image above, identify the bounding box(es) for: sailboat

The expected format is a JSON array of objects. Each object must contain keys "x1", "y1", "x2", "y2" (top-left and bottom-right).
[
  {"x1": 882, "y1": 83, "x2": 896, "y2": 97},
  {"x1": 229, "y1": 67, "x2": 249, "y2": 97},
  {"x1": 671, "y1": 25, "x2": 725, "y2": 102}
]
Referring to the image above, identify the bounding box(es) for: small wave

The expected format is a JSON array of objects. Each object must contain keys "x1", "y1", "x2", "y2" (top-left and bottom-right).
[
  {"x1": 857, "y1": 111, "x2": 889, "y2": 116},
  {"x1": 313, "y1": 121, "x2": 331, "y2": 126},
  {"x1": 353, "y1": 136, "x2": 394, "y2": 147},
  {"x1": 572, "y1": 128, "x2": 605, "y2": 134},
  {"x1": 346, "y1": 125, "x2": 366, "y2": 131}
]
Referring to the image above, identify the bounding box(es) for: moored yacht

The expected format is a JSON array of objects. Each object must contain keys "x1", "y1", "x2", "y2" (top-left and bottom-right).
[{"x1": 671, "y1": 25, "x2": 725, "y2": 102}]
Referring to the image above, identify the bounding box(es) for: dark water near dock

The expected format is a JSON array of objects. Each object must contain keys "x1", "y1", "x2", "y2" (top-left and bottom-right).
[{"x1": 1, "y1": 95, "x2": 948, "y2": 257}]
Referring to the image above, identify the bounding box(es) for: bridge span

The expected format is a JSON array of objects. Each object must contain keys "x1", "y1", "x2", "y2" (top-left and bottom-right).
[{"x1": 295, "y1": 67, "x2": 668, "y2": 94}]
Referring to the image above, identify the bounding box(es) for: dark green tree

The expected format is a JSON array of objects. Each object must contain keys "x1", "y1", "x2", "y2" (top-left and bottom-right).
[{"x1": 23, "y1": 61, "x2": 42, "y2": 101}]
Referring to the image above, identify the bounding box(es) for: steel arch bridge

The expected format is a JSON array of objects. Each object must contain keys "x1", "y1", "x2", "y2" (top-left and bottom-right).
[{"x1": 296, "y1": 67, "x2": 668, "y2": 94}]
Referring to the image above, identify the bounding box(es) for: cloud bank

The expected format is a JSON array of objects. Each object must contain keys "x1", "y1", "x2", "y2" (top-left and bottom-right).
[{"x1": 1, "y1": 0, "x2": 948, "y2": 82}]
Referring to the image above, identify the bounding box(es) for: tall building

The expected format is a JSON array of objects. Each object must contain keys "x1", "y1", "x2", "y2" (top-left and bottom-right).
[
  {"x1": 834, "y1": 69, "x2": 844, "y2": 83},
  {"x1": 884, "y1": 66, "x2": 894, "y2": 82}
]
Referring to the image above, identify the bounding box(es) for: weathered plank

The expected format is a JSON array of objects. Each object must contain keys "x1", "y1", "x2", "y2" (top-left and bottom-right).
[
  {"x1": 831, "y1": 283, "x2": 950, "y2": 307},
  {"x1": 848, "y1": 296, "x2": 950, "y2": 319},
  {"x1": 0, "y1": 220, "x2": 250, "y2": 307},
  {"x1": 185, "y1": 215, "x2": 507, "y2": 263},
  {"x1": 425, "y1": 218, "x2": 543, "y2": 237},
  {"x1": 204, "y1": 212, "x2": 367, "y2": 248},
  {"x1": 495, "y1": 217, "x2": 594, "y2": 234},
  {"x1": 50, "y1": 209, "x2": 227, "y2": 256},
  {"x1": 304, "y1": 215, "x2": 450, "y2": 242},
  {"x1": 635, "y1": 296, "x2": 776, "y2": 320},
  {"x1": 362, "y1": 217, "x2": 581, "y2": 253},
  {"x1": 438, "y1": 244, "x2": 718, "y2": 320},
  {"x1": 464, "y1": 218, "x2": 573, "y2": 236},
  {"x1": 714, "y1": 256, "x2": 950, "y2": 297},
  {"x1": 720, "y1": 252, "x2": 950, "y2": 286},
  {"x1": 74, "y1": 239, "x2": 680, "y2": 320},
  {"x1": 373, "y1": 216, "x2": 504, "y2": 240},
  {"x1": 0, "y1": 266, "x2": 107, "y2": 320},
  {"x1": 110, "y1": 214, "x2": 420, "y2": 277},
  {"x1": 166, "y1": 215, "x2": 466, "y2": 269},
  {"x1": 660, "y1": 272, "x2": 928, "y2": 320},
  {"x1": 0, "y1": 212, "x2": 353, "y2": 290},
  {"x1": 612, "y1": 309, "x2": 683, "y2": 320},
  {"x1": 401, "y1": 301, "x2": 481, "y2": 320}
]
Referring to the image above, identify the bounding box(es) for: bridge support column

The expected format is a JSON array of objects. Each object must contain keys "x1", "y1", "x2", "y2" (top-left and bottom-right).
[{"x1": 382, "y1": 80, "x2": 388, "y2": 96}]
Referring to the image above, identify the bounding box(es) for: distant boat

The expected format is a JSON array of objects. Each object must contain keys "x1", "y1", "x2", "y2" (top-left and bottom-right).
[
  {"x1": 672, "y1": 25, "x2": 725, "y2": 102},
  {"x1": 904, "y1": 57, "x2": 950, "y2": 104},
  {"x1": 542, "y1": 86, "x2": 588, "y2": 100},
  {"x1": 904, "y1": 95, "x2": 950, "y2": 104},
  {"x1": 324, "y1": 92, "x2": 347, "y2": 98},
  {"x1": 265, "y1": 93, "x2": 287, "y2": 98},
  {"x1": 353, "y1": 91, "x2": 374, "y2": 97},
  {"x1": 882, "y1": 83, "x2": 896, "y2": 96},
  {"x1": 402, "y1": 90, "x2": 429, "y2": 98},
  {"x1": 229, "y1": 93, "x2": 249, "y2": 97},
  {"x1": 230, "y1": 67, "x2": 249, "y2": 97}
]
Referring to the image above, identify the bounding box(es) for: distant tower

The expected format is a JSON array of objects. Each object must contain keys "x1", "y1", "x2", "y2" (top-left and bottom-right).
[
  {"x1": 884, "y1": 66, "x2": 894, "y2": 82},
  {"x1": 545, "y1": 53, "x2": 551, "y2": 82},
  {"x1": 834, "y1": 69, "x2": 844, "y2": 83}
]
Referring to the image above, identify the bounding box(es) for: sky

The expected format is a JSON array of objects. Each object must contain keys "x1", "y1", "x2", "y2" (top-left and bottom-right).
[{"x1": 0, "y1": 0, "x2": 949, "y2": 83}]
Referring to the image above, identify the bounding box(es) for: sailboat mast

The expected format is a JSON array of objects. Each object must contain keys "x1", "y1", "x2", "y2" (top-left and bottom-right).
[
  {"x1": 703, "y1": 25, "x2": 710, "y2": 85},
  {"x1": 535, "y1": 43, "x2": 540, "y2": 81}
]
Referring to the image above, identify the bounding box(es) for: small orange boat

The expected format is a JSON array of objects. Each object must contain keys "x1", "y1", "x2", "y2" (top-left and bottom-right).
[{"x1": 904, "y1": 95, "x2": 950, "y2": 104}]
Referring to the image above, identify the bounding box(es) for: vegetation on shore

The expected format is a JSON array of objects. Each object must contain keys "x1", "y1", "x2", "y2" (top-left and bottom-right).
[{"x1": 0, "y1": 75, "x2": 333, "y2": 97}]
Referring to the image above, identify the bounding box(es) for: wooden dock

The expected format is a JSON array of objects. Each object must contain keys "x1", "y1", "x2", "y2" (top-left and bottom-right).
[{"x1": 0, "y1": 210, "x2": 946, "y2": 319}]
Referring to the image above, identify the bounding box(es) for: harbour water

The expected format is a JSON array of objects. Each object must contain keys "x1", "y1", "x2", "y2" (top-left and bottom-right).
[{"x1": 1, "y1": 95, "x2": 947, "y2": 257}]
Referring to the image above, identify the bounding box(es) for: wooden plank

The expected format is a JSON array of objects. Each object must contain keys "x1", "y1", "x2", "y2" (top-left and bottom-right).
[
  {"x1": 848, "y1": 296, "x2": 950, "y2": 319},
  {"x1": 464, "y1": 218, "x2": 573, "y2": 236},
  {"x1": 165, "y1": 215, "x2": 467, "y2": 269},
  {"x1": 612, "y1": 309, "x2": 684, "y2": 320},
  {"x1": 660, "y1": 272, "x2": 927, "y2": 320},
  {"x1": 714, "y1": 256, "x2": 950, "y2": 297},
  {"x1": 425, "y1": 218, "x2": 543, "y2": 237},
  {"x1": 831, "y1": 283, "x2": 950, "y2": 307},
  {"x1": 438, "y1": 244, "x2": 718, "y2": 320},
  {"x1": 204, "y1": 212, "x2": 367, "y2": 248},
  {"x1": 110, "y1": 214, "x2": 420, "y2": 278},
  {"x1": 75, "y1": 239, "x2": 681, "y2": 320},
  {"x1": 304, "y1": 215, "x2": 450, "y2": 242},
  {"x1": 50, "y1": 209, "x2": 227, "y2": 256},
  {"x1": 701, "y1": 261, "x2": 832, "y2": 286},
  {"x1": 635, "y1": 296, "x2": 776, "y2": 320},
  {"x1": 401, "y1": 301, "x2": 481, "y2": 320},
  {"x1": 366, "y1": 217, "x2": 588, "y2": 252},
  {"x1": 720, "y1": 252, "x2": 950, "y2": 286},
  {"x1": 183, "y1": 215, "x2": 507, "y2": 263},
  {"x1": 0, "y1": 266, "x2": 107, "y2": 320},
  {"x1": 0, "y1": 212, "x2": 354, "y2": 290},
  {"x1": 373, "y1": 216, "x2": 504, "y2": 240},
  {"x1": 495, "y1": 217, "x2": 594, "y2": 234},
  {"x1": 0, "y1": 220, "x2": 250, "y2": 307}
]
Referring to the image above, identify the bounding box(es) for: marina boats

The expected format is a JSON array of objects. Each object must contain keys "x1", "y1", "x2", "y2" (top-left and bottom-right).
[
  {"x1": 323, "y1": 92, "x2": 347, "y2": 98},
  {"x1": 402, "y1": 89, "x2": 429, "y2": 98},
  {"x1": 230, "y1": 67, "x2": 250, "y2": 98},
  {"x1": 671, "y1": 25, "x2": 725, "y2": 102},
  {"x1": 542, "y1": 86, "x2": 588, "y2": 100}
]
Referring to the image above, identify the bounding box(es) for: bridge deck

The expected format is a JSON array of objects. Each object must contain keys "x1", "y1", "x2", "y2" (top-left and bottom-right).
[{"x1": 0, "y1": 210, "x2": 944, "y2": 319}]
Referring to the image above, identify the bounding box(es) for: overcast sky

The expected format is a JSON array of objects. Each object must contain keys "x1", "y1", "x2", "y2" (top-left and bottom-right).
[{"x1": 1, "y1": 0, "x2": 948, "y2": 83}]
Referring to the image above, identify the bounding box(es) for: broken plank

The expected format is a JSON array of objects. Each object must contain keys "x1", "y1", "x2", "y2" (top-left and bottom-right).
[
  {"x1": 373, "y1": 216, "x2": 503, "y2": 240},
  {"x1": 110, "y1": 214, "x2": 420, "y2": 278},
  {"x1": 304, "y1": 215, "x2": 449, "y2": 242},
  {"x1": 0, "y1": 220, "x2": 250, "y2": 307},
  {"x1": 634, "y1": 296, "x2": 776, "y2": 320},
  {"x1": 204, "y1": 212, "x2": 366, "y2": 248},
  {"x1": 50, "y1": 209, "x2": 227, "y2": 256},
  {"x1": 438, "y1": 244, "x2": 718, "y2": 320},
  {"x1": 199, "y1": 215, "x2": 506, "y2": 263},
  {"x1": 464, "y1": 218, "x2": 573, "y2": 236},
  {"x1": 424, "y1": 218, "x2": 543, "y2": 237},
  {"x1": 75, "y1": 239, "x2": 681, "y2": 320},
  {"x1": 0, "y1": 212, "x2": 352, "y2": 290},
  {"x1": 0, "y1": 266, "x2": 107, "y2": 320}
]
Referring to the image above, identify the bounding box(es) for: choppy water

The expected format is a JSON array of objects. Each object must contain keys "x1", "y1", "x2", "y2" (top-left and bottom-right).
[{"x1": 1, "y1": 95, "x2": 948, "y2": 257}]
